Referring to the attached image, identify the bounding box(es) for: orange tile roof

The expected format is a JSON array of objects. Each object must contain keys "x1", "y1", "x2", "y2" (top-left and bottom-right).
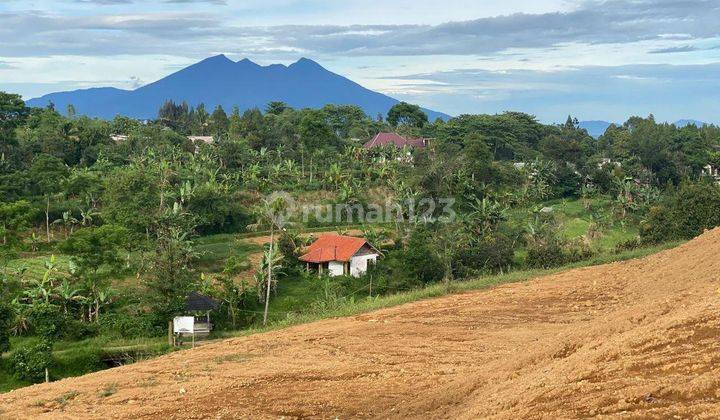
[{"x1": 299, "y1": 234, "x2": 370, "y2": 263}]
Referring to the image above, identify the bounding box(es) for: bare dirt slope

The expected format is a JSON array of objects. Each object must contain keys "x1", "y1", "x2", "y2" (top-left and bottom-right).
[{"x1": 2, "y1": 229, "x2": 720, "y2": 419}]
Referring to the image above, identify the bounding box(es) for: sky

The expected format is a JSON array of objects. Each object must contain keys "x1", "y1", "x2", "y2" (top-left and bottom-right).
[{"x1": 0, "y1": 0, "x2": 719, "y2": 124}]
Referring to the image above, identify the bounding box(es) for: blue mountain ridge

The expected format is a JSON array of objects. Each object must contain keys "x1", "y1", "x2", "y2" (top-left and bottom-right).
[{"x1": 27, "y1": 55, "x2": 450, "y2": 121}]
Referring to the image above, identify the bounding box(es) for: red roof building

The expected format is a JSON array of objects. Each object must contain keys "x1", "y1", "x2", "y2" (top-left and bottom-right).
[
  {"x1": 362, "y1": 132, "x2": 428, "y2": 149},
  {"x1": 299, "y1": 234, "x2": 381, "y2": 277}
]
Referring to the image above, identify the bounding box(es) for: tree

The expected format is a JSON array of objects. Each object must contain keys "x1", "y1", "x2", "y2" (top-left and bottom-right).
[
  {"x1": 299, "y1": 110, "x2": 340, "y2": 151},
  {"x1": 53, "y1": 210, "x2": 79, "y2": 239},
  {"x1": 158, "y1": 100, "x2": 190, "y2": 134},
  {"x1": 0, "y1": 302, "x2": 13, "y2": 352},
  {"x1": 102, "y1": 165, "x2": 160, "y2": 234},
  {"x1": 465, "y1": 197, "x2": 507, "y2": 237},
  {"x1": 463, "y1": 133, "x2": 493, "y2": 183},
  {"x1": 429, "y1": 220, "x2": 470, "y2": 287},
  {"x1": 144, "y1": 214, "x2": 198, "y2": 322},
  {"x1": 321, "y1": 104, "x2": 367, "y2": 138},
  {"x1": 192, "y1": 103, "x2": 210, "y2": 135},
  {"x1": 210, "y1": 105, "x2": 229, "y2": 138},
  {"x1": 253, "y1": 243, "x2": 283, "y2": 307},
  {"x1": 0, "y1": 200, "x2": 34, "y2": 246},
  {"x1": 59, "y1": 225, "x2": 130, "y2": 321},
  {"x1": 387, "y1": 102, "x2": 428, "y2": 128},
  {"x1": 213, "y1": 275, "x2": 254, "y2": 329},
  {"x1": 20, "y1": 300, "x2": 64, "y2": 383},
  {"x1": 247, "y1": 194, "x2": 292, "y2": 325},
  {"x1": 54, "y1": 279, "x2": 83, "y2": 315},
  {"x1": 10, "y1": 341, "x2": 52, "y2": 383},
  {"x1": 265, "y1": 101, "x2": 289, "y2": 115},
  {"x1": 0, "y1": 92, "x2": 27, "y2": 162},
  {"x1": 641, "y1": 181, "x2": 720, "y2": 243},
  {"x1": 29, "y1": 154, "x2": 69, "y2": 242}
]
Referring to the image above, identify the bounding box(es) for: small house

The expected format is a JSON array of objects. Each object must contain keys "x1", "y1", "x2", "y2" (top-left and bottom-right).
[
  {"x1": 188, "y1": 136, "x2": 214, "y2": 154},
  {"x1": 703, "y1": 164, "x2": 720, "y2": 182},
  {"x1": 187, "y1": 135, "x2": 215, "y2": 145},
  {"x1": 110, "y1": 134, "x2": 128, "y2": 143},
  {"x1": 299, "y1": 234, "x2": 381, "y2": 277},
  {"x1": 362, "y1": 132, "x2": 428, "y2": 150}
]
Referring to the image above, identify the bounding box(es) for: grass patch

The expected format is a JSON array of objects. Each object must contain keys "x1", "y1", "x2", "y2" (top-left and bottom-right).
[
  {"x1": 4, "y1": 254, "x2": 72, "y2": 281},
  {"x1": 55, "y1": 390, "x2": 80, "y2": 407},
  {"x1": 97, "y1": 383, "x2": 117, "y2": 398},
  {"x1": 195, "y1": 235, "x2": 261, "y2": 273}
]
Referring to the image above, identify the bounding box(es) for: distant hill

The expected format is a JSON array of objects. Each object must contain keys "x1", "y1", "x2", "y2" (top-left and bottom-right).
[
  {"x1": 26, "y1": 55, "x2": 450, "y2": 121},
  {"x1": 578, "y1": 120, "x2": 614, "y2": 138},
  {"x1": 674, "y1": 119, "x2": 708, "y2": 127},
  {"x1": 578, "y1": 119, "x2": 711, "y2": 138}
]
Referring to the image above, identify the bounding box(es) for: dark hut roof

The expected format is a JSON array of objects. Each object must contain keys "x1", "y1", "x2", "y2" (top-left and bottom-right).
[{"x1": 185, "y1": 292, "x2": 219, "y2": 311}]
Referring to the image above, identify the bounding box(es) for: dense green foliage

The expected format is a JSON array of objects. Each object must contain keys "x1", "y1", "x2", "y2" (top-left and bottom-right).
[
  {"x1": 1, "y1": 90, "x2": 720, "y2": 390},
  {"x1": 10, "y1": 341, "x2": 52, "y2": 383},
  {"x1": 641, "y1": 181, "x2": 720, "y2": 243}
]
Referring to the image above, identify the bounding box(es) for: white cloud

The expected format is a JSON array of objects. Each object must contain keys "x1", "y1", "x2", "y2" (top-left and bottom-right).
[{"x1": 1, "y1": 0, "x2": 719, "y2": 123}]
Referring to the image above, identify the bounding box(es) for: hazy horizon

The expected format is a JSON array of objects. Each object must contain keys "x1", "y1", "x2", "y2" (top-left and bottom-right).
[{"x1": 1, "y1": 0, "x2": 719, "y2": 124}]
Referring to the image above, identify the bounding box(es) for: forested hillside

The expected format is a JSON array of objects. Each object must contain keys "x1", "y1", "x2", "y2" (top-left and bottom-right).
[{"x1": 2, "y1": 90, "x2": 720, "y2": 390}]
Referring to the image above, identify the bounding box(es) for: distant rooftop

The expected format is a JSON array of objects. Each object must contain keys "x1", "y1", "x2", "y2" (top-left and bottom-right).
[{"x1": 363, "y1": 132, "x2": 428, "y2": 149}]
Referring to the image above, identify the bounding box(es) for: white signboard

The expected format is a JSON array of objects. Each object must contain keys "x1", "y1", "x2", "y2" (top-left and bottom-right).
[{"x1": 173, "y1": 316, "x2": 194, "y2": 334}]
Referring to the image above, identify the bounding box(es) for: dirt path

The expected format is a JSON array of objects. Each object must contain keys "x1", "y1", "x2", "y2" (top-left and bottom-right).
[{"x1": 1, "y1": 229, "x2": 720, "y2": 419}]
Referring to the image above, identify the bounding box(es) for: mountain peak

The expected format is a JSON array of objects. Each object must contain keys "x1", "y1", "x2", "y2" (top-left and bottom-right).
[
  {"x1": 205, "y1": 54, "x2": 232, "y2": 63},
  {"x1": 236, "y1": 58, "x2": 261, "y2": 68},
  {"x1": 26, "y1": 56, "x2": 451, "y2": 121},
  {"x1": 289, "y1": 57, "x2": 324, "y2": 70}
]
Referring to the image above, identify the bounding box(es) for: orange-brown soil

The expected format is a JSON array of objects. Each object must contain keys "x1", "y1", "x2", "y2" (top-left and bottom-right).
[{"x1": 1, "y1": 229, "x2": 719, "y2": 419}]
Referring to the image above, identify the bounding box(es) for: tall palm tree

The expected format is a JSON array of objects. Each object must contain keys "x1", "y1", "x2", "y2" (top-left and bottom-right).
[
  {"x1": 253, "y1": 244, "x2": 284, "y2": 303},
  {"x1": 247, "y1": 194, "x2": 292, "y2": 325}
]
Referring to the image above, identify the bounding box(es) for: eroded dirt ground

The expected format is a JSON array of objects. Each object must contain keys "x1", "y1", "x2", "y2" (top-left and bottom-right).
[{"x1": 1, "y1": 229, "x2": 719, "y2": 419}]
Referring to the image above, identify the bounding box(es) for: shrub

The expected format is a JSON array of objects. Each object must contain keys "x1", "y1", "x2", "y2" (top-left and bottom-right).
[
  {"x1": 369, "y1": 228, "x2": 445, "y2": 293},
  {"x1": 10, "y1": 341, "x2": 52, "y2": 383},
  {"x1": 0, "y1": 303, "x2": 14, "y2": 352},
  {"x1": 62, "y1": 319, "x2": 100, "y2": 341},
  {"x1": 641, "y1": 181, "x2": 720, "y2": 243},
  {"x1": 456, "y1": 234, "x2": 515, "y2": 276},
  {"x1": 26, "y1": 304, "x2": 65, "y2": 340},
  {"x1": 100, "y1": 312, "x2": 161, "y2": 339},
  {"x1": 54, "y1": 345, "x2": 104, "y2": 377},
  {"x1": 614, "y1": 237, "x2": 641, "y2": 252},
  {"x1": 223, "y1": 254, "x2": 251, "y2": 275},
  {"x1": 526, "y1": 237, "x2": 593, "y2": 269},
  {"x1": 526, "y1": 241, "x2": 566, "y2": 269},
  {"x1": 563, "y1": 240, "x2": 594, "y2": 263}
]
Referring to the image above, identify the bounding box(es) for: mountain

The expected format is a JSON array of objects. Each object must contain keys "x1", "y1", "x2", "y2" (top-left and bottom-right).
[
  {"x1": 26, "y1": 55, "x2": 450, "y2": 121},
  {"x1": 578, "y1": 120, "x2": 614, "y2": 138},
  {"x1": 675, "y1": 119, "x2": 707, "y2": 127}
]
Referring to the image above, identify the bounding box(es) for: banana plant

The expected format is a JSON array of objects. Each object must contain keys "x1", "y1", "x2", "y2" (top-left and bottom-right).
[
  {"x1": 54, "y1": 279, "x2": 84, "y2": 314},
  {"x1": 53, "y1": 211, "x2": 79, "y2": 239}
]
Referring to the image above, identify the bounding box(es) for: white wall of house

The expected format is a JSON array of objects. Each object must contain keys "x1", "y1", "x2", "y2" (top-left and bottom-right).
[
  {"x1": 328, "y1": 261, "x2": 345, "y2": 277},
  {"x1": 350, "y1": 254, "x2": 378, "y2": 277}
]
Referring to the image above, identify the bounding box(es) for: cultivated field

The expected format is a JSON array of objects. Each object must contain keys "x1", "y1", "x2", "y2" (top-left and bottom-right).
[{"x1": 1, "y1": 228, "x2": 719, "y2": 418}]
